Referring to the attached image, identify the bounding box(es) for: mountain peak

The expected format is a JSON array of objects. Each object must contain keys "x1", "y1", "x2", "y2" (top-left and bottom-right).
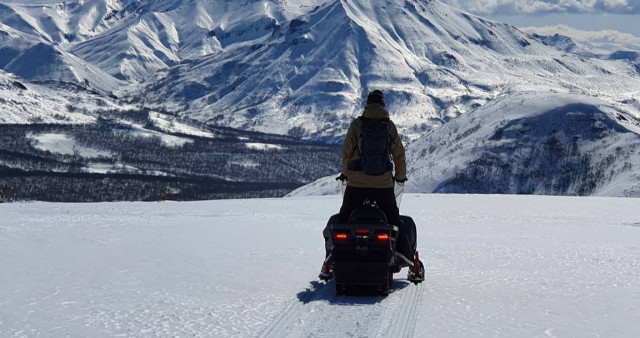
[
  {"x1": 3, "y1": 0, "x2": 640, "y2": 141},
  {"x1": 2, "y1": 0, "x2": 640, "y2": 197}
]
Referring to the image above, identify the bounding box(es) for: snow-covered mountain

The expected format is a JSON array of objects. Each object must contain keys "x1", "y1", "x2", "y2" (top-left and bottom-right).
[
  {"x1": 2, "y1": 0, "x2": 639, "y2": 139},
  {"x1": 0, "y1": 68, "x2": 110, "y2": 124},
  {"x1": 0, "y1": 0, "x2": 321, "y2": 82},
  {"x1": 2, "y1": 0, "x2": 640, "y2": 198},
  {"x1": 290, "y1": 92, "x2": 640, "y2": 197},
  {"x1": 4, "y1": 42, "x2": 123, "y2": 92},
  {"x1": 533, "y1": 33, "x2": 598, "y2": 56},
  {"x1": 405, "y1": 92, "x2": 640, "y2": 197},
  {"x1": 521, "y1": 25, "x2": 640, "y2": 56},
  {"x1": 138, "y1": 0, "x2": 640, "y2": 141}
]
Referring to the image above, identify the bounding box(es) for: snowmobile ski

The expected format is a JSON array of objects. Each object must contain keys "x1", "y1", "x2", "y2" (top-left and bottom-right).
[{"x1": 407, "y1": 251, "x2": 424, "y2": 284}]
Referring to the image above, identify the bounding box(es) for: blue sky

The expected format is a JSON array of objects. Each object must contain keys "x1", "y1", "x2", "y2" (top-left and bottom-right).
[{"x1": 440, "y1": 0, "x2": 640, "y2": 36}]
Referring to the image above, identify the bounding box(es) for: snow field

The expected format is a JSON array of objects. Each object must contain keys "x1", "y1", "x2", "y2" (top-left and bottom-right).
[
  {"x1": 0, "y1": 194, "x2": 639, "y2": 337},
  {"x1": 28, "y1": 133, "x2": 113, "y2": 158}
]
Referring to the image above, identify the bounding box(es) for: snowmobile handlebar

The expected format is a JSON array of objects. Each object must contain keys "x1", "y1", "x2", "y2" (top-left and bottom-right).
[{"x1": 338, "y1": 175, "x2": 405, "y2": 207}]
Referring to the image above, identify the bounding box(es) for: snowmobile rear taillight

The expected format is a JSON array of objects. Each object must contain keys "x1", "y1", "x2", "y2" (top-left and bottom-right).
[
  {"x1": 376, "y1": 233, "x2": 390, "y2": 242},
  {"x1": 335, "y1": 233, "x2": 349, "y2": 241}
]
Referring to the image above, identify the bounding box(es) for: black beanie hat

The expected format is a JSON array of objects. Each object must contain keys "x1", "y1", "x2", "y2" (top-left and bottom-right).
[{"x1": 366, "y1": 90, "x2": 385, "y2": 107}]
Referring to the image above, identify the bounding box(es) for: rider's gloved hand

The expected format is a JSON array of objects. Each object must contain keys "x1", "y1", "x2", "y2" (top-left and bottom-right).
[
  {"x1": 395, "y1": 177, "x2": 407, "y2": 186},
  {"x1": 336, "y1": 173, "x2": 348, "y2": 182}
]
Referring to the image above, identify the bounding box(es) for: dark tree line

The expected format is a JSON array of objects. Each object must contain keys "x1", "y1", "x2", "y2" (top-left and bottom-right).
[{"x1": 0, "y1": 117, "x2": 341, "y2": 202}]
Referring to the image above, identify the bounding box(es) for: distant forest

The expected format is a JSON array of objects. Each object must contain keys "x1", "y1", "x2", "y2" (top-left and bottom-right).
[{"x1": 0, "y1": 109, "x2": 341, "y2": 202}]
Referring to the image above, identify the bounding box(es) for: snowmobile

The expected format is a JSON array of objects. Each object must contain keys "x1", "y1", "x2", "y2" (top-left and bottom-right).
[{"x1": 320, "y1": 182, "x2": 424, "y2": 296}]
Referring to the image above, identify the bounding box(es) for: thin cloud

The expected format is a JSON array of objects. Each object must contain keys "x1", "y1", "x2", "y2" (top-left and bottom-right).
[
  {"x1": 442, "y1": 0, "x2": 640, "y2": 15},
  {"x1": 522, "y1": 24, "x2": 640, "y2": 52}
]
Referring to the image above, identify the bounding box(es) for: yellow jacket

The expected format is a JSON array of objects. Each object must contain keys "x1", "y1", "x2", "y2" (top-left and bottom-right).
[{"x1": 341, "y1": 103, "x2": 406, "y2": 188}]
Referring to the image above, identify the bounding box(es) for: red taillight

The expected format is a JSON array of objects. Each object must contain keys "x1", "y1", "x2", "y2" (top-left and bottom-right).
[
  {"x1": 355, "y1": 229, "x2": 369, "y2": 235},
  {"x1": 335, "y1": 233, "x2": 348, "y2": 241},
  {"x1": 377, "y1": 233, "x2": 390, "y2": 242}
]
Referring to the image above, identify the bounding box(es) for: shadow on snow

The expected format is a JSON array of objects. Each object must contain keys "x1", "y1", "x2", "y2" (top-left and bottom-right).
[{"x1": 296, "y1": 278, "x2": 412, "y2": 305}]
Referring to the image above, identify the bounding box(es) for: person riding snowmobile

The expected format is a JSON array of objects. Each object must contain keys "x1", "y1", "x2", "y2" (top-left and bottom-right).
[
  {"x1": 337, "y1": 89, "x2": 406, "y2": 225},
  {"x1": 320, "y1": 90, "x2": 422, "y2": 280}
]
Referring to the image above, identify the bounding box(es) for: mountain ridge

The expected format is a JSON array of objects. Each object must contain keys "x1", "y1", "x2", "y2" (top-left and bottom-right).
[
  {"x1": 2, "y1": 0, "x2": 640, "y2": 198},
  {"x1": 135, "y1": 0, "x2": 640, "y2": 141},
  {"x1": 288, "y1": 92, "x2": 640, "y2": 197}
]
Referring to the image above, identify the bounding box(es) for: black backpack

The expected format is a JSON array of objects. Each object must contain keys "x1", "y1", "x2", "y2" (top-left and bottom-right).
[{"x1": 359, "y1": 117, "x2": 392, "y2": 175}]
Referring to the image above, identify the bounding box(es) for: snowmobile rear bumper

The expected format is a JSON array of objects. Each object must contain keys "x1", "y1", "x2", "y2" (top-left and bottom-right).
[
  {"x1": 330, "y1": 223, "x2": 397, "y2": 289},
  {"x1": 333, "y1": 261, "x2": 390, "y2": 286}
]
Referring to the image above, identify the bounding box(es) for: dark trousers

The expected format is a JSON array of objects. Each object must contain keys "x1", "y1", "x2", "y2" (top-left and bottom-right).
[{"x1": 338, "y1": 186, "x2": 400, "y2": 225}]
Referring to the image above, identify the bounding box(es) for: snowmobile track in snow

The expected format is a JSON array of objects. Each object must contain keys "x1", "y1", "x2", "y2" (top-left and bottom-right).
[
  {"x1": 259, "y1": 281, "x2": 331, "y2": 338},
  {"x1": 388, "y1": 281, "x2": 423, "y2": 337},
  {"x1": 259, "y1": 278, "x2": 424, "y2": 338}
]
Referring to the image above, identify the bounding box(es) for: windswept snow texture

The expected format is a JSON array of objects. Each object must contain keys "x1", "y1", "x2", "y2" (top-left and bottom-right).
[{"x1": 1, "y1": 194, "x2": 639, "y2": 337}]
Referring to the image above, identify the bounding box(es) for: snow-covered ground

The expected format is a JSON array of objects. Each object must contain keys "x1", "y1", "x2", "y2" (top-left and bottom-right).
[
  {"x1": 1, "y1": 194, "x2": 639, "y2": 337},
  {"x1": 28, "y1": 133, "x2": 113, "y2": 158},
  {"x1": 149, "y1": 113, "x2": 215, "y2": 139}
]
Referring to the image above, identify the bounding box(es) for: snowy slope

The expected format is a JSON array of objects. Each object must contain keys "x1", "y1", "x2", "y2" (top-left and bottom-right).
[
  {"x1": 0, "y1": 69, "x2": 104, "y2": 124},
  {"x1": 1, "y1": 194, "x2": 639, "y2": 336},
  {"x1": 405, "y1": 92, "x2": 640, "y2": 197},
  {"x1": 2, "y1": 0, "x2": 640, "y2": 140},
  {"x1": 0, "y1": 0, "x2": 323, "y2": 82},
  {"x1": 533, "y1": 33, "x2": 599, "y2": 57},
  {"x1": 4, "y1": 42, "x2": 123, "y2": 93},
  {"x1": 140, "y1": 0, "x2": 640, "y2": 141},
  {"x1": 289, "y1": 92, "x2": 640, "y2": 198}
]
